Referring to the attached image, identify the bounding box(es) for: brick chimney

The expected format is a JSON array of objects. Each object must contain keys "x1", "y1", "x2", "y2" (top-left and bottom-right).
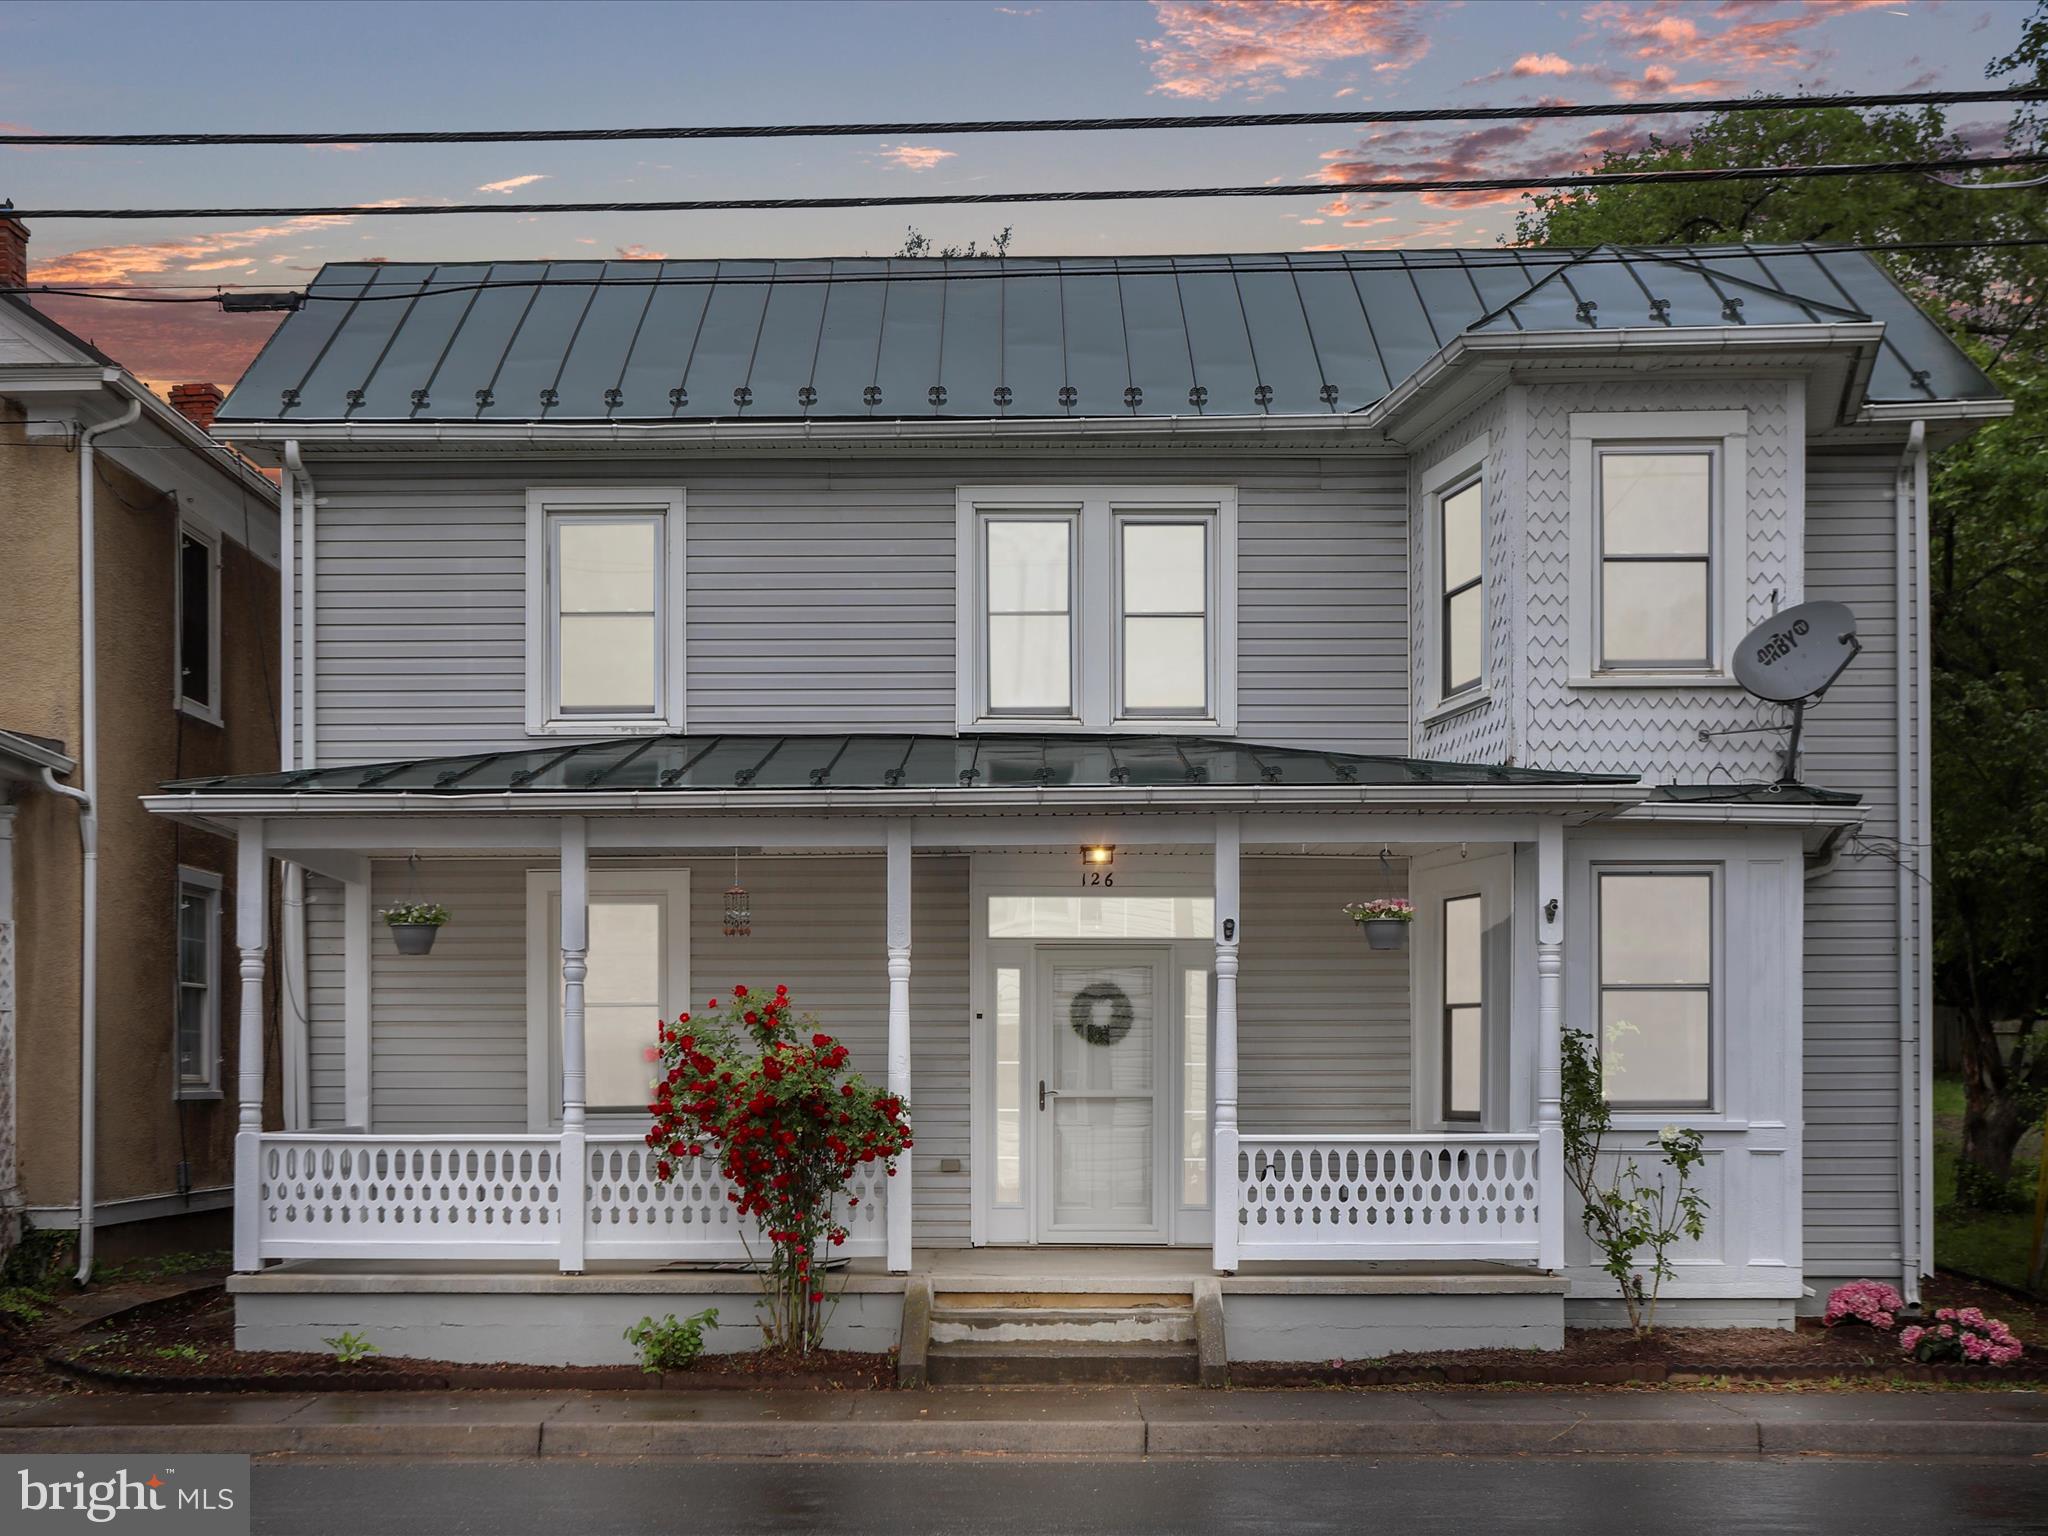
[
  {"x1": 0, "y1": 216, "x2": 27, "y2": 291},
  {"x1": 169, "y1": 382, "x2": 226, "y2": 432}
]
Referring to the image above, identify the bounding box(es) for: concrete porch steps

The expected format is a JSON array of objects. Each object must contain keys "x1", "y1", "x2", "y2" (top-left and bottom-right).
[
  {"x1": 918, "y1": 1285, "x2": 1210, "y2": 1386},
  {"x1": 925, "y1": 1338, "x2": 1200, "y2": 1386}
]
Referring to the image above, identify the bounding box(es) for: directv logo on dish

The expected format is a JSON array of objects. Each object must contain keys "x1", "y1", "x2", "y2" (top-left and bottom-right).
[{"x1": 7, "y1": 1456, "x2": 249, "y2": 1534}]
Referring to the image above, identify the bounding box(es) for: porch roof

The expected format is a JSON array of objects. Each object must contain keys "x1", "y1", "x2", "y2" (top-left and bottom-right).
[{"x1": 162, "y1": 731, "x2": 1638, "y2": 797}]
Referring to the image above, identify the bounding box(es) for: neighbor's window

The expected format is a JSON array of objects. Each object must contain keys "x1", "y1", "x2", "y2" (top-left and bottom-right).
[
  {"x1": 1439, "y1": 477, "x2": 1483, "y2": 698},
  {"x1": 175, "y1": 525, "x2": 221, "y2": 721},
  {"x1": 1442, "y1": 893, "x2": 1482, "y2": 1122},
  {"x1": 1119, "y1": 519, "x2": 1209, "y2": 716},
  {"x1": 1597, "y1": 449, "x2": 1714, "y2": 669},
  {"x1": 984, "y1": 516, "x2": 1074, "y2": 714},
  {"x1": 175, "y1": 871, "x2": 222, "y2": 1097},
  {"x1": 552, "y1": 515, "x2": 662, "y2": 716},
  {"x1": 1597, "y1": 870, "x2": 1713, "y2": 1109}
]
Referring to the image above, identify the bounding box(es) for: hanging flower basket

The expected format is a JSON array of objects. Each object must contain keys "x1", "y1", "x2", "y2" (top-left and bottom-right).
[
  {"x1": 383, "y1": 902, "x2": 450, "y2": 955},
  {"x1": 1342, "y1": 898, "x2": 1413, "y2": 951}
]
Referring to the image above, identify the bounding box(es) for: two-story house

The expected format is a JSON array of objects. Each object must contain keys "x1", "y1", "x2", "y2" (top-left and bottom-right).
[{"x1": 149, "y1": 248, "x2": 2001, "y2": 1374}]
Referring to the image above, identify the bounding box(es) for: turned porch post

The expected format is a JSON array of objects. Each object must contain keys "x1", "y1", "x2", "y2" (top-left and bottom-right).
[
  {"x1": 557, "y1": 815, "x2": 589, "y2": 1273},
  {"x1": 232, "y1": 818, "x2": 269, "y2": 1272},
  {"x1": 1212, "y1": 814, "x2": 1241, "y2": 1274},
  {"x1": 1535, "y1": 819, "x2": 1566, "y2": 1273},
  {"x1": 885, "y1": 821, "x2": 913, "y2": 1273}
]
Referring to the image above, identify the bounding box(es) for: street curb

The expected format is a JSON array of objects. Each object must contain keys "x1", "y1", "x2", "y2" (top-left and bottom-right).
[{"x1": 538, "y1": 1418, "x2": 1151, "y2": 1458}]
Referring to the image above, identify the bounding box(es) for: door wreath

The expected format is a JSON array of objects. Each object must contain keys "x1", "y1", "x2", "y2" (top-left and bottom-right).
[{"x1": 1069, "y1": 980, "x2": 1136, "y2": 1046}]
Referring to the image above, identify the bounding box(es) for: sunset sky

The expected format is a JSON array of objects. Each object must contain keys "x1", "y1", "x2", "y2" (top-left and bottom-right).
[{"x1": 0, "y1": 0, "x2": 2031, "y2": 391}]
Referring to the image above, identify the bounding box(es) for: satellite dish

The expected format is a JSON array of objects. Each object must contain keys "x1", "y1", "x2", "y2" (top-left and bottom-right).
[{"x1": 1731, "y1": 600, "x2": 1861, "y2": 784}]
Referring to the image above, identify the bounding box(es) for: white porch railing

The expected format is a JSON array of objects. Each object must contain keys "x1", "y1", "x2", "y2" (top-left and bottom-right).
[
  {"x1": 1235, "y1": 1134, "x2": 1543, "y2": 1262},
  {"x1": 252, "y1": 1133, "x2": 887, "y2": 1265}
]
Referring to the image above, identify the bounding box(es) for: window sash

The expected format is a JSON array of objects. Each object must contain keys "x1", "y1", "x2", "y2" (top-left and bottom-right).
[
  {"x1": 1594, "y1": 447, "x2": 1715, "y2": 671},
  {"x1": 1595, "y1": 870, "x2": 1714, "y2": 1110},
  {"x1": 1441, "y1": 892, "x2": 1482, "y2": 1122},
  {"x1": 174, "y1": 881, "x2": 219, "y2": 1094},
  {"x1": 548, "y1": 513, "x2": 663, "y2": 718},
  {"x1": 1116, "y1": 516, "x2": 1212, "y2": 719},
  {"x1": 175, "y1": 527, "x2": 219, "y2": 716},
  {"x1": 982, "y1": 513, "x2": 1077, "y2": 716}
]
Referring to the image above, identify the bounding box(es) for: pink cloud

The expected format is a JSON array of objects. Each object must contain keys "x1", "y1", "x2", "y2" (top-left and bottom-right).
[
  {"x1": 25, "y1": 290, "x2": 286, "y2": 393},
  {"x1": 1582, "y1": 0, "x2": 1895, "y2": 76},
  {"x1": 1316, "y1": 117, "x2": 1662, "y2": 208},
  {"x1": 1512, "y1": 52, "x2": 1577, "y2": 76},
  {"x1": 877, "y1": 143, "x2": 957, "y2": 171},
  {"x1": 478, "y1": 173, "x2": 549, "y2": 194},
  {"x1": 1143, "y1": 0, "x2": 1431, "y2": 100}
]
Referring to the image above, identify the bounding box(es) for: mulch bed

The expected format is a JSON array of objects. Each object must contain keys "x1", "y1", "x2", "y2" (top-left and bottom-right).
[{"x1": 39, "y1": 1288, "x2": 895, "y2": 1393}]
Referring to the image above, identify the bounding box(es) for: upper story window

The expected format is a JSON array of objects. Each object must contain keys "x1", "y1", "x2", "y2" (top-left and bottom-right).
[
  {"x1": 958, "y1": 487, "x2": 1236, "y2": 732},
  {"x1": 524, "y1": 487, "x2": 685, "y2": 735},
  {"x1": 1568, "y1": 410, "x2": 1748, "y2": 688},
  {"x1": 175, "y1": 523, "x2": 222, "y2": 725},
  {"x1": 1596, "y1": 868, "x2": 1714, "y2": 1110},
  {"x1": 1439, "y1": 477, "x2": 1484, "y2": 699}
]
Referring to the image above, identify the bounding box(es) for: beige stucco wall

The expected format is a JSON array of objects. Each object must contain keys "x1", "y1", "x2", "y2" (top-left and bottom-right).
[{"x1": 2, "y1": 400, "x2": 280, "y2": 1218}]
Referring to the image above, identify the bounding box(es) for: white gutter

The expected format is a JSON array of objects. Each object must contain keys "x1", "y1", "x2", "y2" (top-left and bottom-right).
[
  {"x1": 1895, "y1": 417, "x2": 1927, "y2": 1304},
  {"x1": 280, "y1": 441, "x2": 313, "y2": 1128},
  {"x1": 67, "y1": 392, "x2": 143, "y2": 1285}
]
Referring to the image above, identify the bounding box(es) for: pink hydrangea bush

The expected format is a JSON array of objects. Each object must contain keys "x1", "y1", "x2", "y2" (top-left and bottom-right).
[
  {"x1": 1899, "y1": 1307, "x2": 2024, "y2": 1368},
  {"x1": 1823, "y1": 1280, "x2": 1905, "y2": 1330}
]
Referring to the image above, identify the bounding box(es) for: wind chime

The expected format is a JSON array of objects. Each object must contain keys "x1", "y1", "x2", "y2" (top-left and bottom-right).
[{"x1": 722, "y1": 848, "x2": 751, "y2": 937}]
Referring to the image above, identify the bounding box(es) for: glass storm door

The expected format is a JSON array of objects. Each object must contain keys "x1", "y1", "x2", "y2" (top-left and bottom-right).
[{"x1": 1035, "y1": 948, "x2": 1169, "y2": 1242}]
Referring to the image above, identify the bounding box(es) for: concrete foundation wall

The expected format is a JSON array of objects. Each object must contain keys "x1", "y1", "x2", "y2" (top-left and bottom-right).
[
  {"x1": 1223, "y1": 1290, "x2": 1564, "y2": 1361},
  {"x1": 1567, "y1": 1296, "x2": 1799, "y2": 1331}
]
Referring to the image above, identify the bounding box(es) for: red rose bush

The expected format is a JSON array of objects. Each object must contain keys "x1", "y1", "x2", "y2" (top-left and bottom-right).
[{"x1": 644, "y1": 984, "x2": 911, "y2": 1354}]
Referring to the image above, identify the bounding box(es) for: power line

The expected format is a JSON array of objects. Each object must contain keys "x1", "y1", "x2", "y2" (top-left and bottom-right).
[
  {"x1": 13, "y1": 236, "x2": 2048, "y2": 309},
  {"x1": 1, "y1": 87, "x2": 2039, "y2": 148},
  {"x1": 7, "y1": 152, "x2": 2045, "y2": 223}
]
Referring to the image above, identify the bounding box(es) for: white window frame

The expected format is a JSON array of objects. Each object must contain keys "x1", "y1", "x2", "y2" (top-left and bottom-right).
[
  {"x1": 1417, "y1": 437, "x2": 1490, "y2": 719},
  {"x1": 524, "y1": 486, "x2": 686, "y2": 736},
  {"x1": 956, "y1": 486, "x2": 1236, "y2": 733},
  {"x1": 174, "y1": 520, "x2": 223, "y2": 726},
  {"x1": 524, "y1": 867, "x2": 691, "y2": 1131},
  {"x1": 174, "y1": 866, "x2": 223, "y2": 1100},
  {"x1": 1591, "y1": 862, "x2": 1721, "y2": 1114},
  {"x1": 1567, "y1": 410, "x2": 1748, "y2": 688},
  {"x1": 1410, "y1": 848, "x2": 1511, "y2": 1132}
]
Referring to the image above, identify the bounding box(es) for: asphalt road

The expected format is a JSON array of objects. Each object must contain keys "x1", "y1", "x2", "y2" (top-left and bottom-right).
[{"x1": 251, "y1": 1456, "x2": 2048, "y2": 1536}]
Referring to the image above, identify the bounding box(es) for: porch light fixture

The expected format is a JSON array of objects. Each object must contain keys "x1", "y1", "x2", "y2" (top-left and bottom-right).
[
  {"x1": 723, "y1": 848, "x2": 751, "y2": 938},
  {"x1": 1081, "y1": 844, "x2": 1115, "y2": 867}
]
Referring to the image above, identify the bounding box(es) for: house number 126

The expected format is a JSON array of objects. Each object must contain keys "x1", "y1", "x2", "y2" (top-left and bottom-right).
[{"x1": 1080, "y1": 872, "x2": 1115, "y2": 887}]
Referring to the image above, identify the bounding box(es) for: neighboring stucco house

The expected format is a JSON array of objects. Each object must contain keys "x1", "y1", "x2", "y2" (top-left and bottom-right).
[
  {"x1": 0, "y1": 216, "x2": 282, "y2": 1271},
  {"x1": 151, "y1": 247, "x2": 1998, "y2": 1374}
]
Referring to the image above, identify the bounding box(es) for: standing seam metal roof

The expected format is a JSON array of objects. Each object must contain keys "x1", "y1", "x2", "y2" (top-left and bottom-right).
[{"x1": 216, "y1": 246, "x2": 1999, "y2": 425}]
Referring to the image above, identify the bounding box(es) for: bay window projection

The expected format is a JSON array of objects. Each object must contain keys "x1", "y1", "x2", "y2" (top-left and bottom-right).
[
  {"x1": 1597, "y1": 450, "x2": 1714, "y2": 669},
  {"x1": 984, "y1": 517, "x2": 1074, "y2": 714},
  {"x1": 1120, "y1": 520, "x2": 1209, "y2": 716},
  {"x1": 1441, "y1": 893, "x2": 1482, "y2": 1122},
  {"x1": 1596, "y1": 870, "x2": 1713, "y2": 1109},
  {"x1": 1439, "y1": 478, "x2": 1483, "y2": 698}
]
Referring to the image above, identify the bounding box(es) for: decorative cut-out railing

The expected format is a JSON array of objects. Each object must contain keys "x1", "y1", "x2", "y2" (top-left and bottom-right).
[
  {"x1": 1235, "y1": 1134, "x2": 1542, "y2": 1261},
  {"x1": 251, "y1": 1133, "x2": 887, "y2": 1263}
]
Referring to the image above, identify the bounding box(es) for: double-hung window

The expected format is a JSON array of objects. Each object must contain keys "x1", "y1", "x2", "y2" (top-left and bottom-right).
[
  {"x1": 175, "y1": 868, "x2": 222, "y2": 1098},
  {"x1": 1438, "y1": 477, "x2": 1484, "y2": 699},
  {"x1": 175, "y1": 523, "x2": 222, "y2": 724},
  {"x1": 1596, "y1": 869, "x2": 1714, "y2": 1109},
  {"x1": 960, "y1": 487, "x2": 1235, "y2": 731},
  {"x1": 525, "y1": 487, "x2": 685, "y2": 734}
]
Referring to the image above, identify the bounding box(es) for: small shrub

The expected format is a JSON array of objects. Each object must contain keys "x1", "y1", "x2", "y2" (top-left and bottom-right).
[
  {"x1": 0, "y1": 1288, "x2": 48, "y2": 1326},
  {"x1": 1900, "y1": 1307, "x2": 2023, "y2": 1367},
  {"x1": 1823, "y1": 1280, "x2": 1906, "y2": 1330},
  {"x1": 381, "y1": 903, "x2": 449, "y2": 927},
  {"x1": 323, "y1": 1331, "x2": 382, "y2": 1365},
  {"x1": 154, "y1": 1344, "x2": 206, "y2": 1363},
  {"x1": 624, "y1": 1308, "x2": 719, "y2": 1373}
]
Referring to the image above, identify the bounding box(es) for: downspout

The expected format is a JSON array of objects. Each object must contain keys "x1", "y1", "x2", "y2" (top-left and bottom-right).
[
  {"x1": 1895, "y1": 418, "x2": 1927, "y2": 1304},
  {"x1": 276, "y1": 453, "x2": 307, "y2": 1128},
  {"x1": 68, "y1": 394, "x2": 143, "y2": 1284},
  {"x1": 1913, "y1": 431, "x2": 1935, "y2": 1288}
]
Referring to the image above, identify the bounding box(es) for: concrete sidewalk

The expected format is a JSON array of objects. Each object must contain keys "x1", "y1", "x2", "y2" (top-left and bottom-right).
[{"x1": 2, "y1": 1388, "x2": 2046, "y2": 1459}]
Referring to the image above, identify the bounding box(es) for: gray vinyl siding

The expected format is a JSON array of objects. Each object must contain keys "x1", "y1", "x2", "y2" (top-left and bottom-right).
[
  {"x1": 298, "y1": 454, "x2": 1408, "y2": 764},
  {"x1": 351, "y1": 854, "x2": 973, "y2": 1248},
  {"x1": 1239, "y1": 857, "x2": 1411, "y2": 1133},
  {"x1": 1800, "y1": 451, "x2": 1905, "y2": 1282},
  {"x1": 304, "y1": 873, "x2": 346, "y2": 1129}
]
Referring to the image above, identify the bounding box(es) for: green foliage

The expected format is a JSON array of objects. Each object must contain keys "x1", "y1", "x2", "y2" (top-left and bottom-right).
[
  {"x1": 323, "y1": 1330, "x2": 381, "y2": 1365},
  {"x1": 380, "y1": 903, "x2": 449, "y2": 927},
  {"x1": 1560, "y1": 1030, "x2": 1710, "y2": 1337},
  {"x1": 90, "y1": 1249, "x2": 230, "y2": 1286},
  {"x1": 897, "y1": 224, "x2": 1014, "y2": 259},
  {"x1": 623, "y1": 1308, "x2": 718, "y2": 1373},
  {"x1": 0, "y1": 1289, "x2": 48, "y2": 1327},
  {"x1": 2, "y1": 1222, "x2": 73, "y2": 1293},
  {"x1": 1515, "y1": 12, "x2": 2048, "y2": 1193},
  {"x1": 153, "y1": 1344, "x2": 206, "y2": 1364}
]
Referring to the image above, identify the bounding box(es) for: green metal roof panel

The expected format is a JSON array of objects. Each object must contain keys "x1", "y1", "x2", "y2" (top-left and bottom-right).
[
  {"x1": 161, "y1": 732, "x2": 1639, "y2": 796},
  {"x1": 217, "y1": 246, "x2": 1997, "y2": 425}
]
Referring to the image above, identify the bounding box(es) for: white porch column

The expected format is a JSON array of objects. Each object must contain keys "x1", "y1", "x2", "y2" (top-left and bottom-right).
[
  {"x1": 557, "y1": 815, "x2": 589, "y2": 1274},
  {"x1": 885, "y1": 821, "x2": 913, "y2": 1274},
  {"x1": 232, "y1": 818, "x2": 269, "y2": 1272},
  {"x1": 1212, "y1": 814, "x2": 1242, "y2": 1274},
  {"x1": 1535, "y1": 819, "x2": 1566, "y2": 1273}
]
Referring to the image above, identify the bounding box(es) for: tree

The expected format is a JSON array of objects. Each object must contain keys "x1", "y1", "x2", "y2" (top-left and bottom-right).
[
  {"x1": 896, "y1": 224, "x2": 1014, "y2": 258},
  {"x1": 1512, "y1": 19, "x2": 2048, "y2": 1201}
]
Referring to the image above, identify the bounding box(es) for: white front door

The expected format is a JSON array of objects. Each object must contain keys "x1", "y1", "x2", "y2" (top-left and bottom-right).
[{"x1": 1034, "y1": 947, "x2": 1170, "y2": 1243}]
